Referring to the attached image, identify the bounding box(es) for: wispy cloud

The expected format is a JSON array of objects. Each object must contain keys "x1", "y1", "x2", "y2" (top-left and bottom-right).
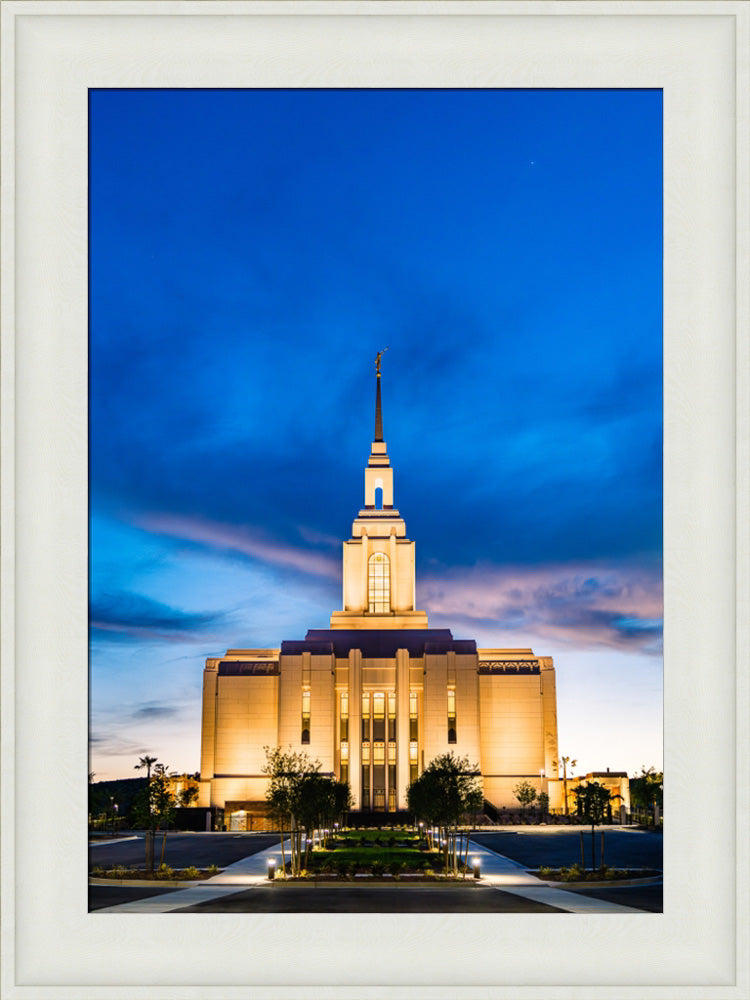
[
  {"x1": 90, "y1": 591, "x2": 225, "y2": 643},
  {"x1": 420, "y1": 561, "x2": 663, "y2": 654},
  {"x1": 130, "y1": 703, "x2": 180, "y2": 720},
  {"x1": 137, "y1": 513, "x2": 340, "y2": 581}
]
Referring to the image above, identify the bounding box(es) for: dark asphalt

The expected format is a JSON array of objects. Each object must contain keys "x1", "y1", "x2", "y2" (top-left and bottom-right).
[
  {"x1": 89, "y1": 884, "x2": 183, "y2": 911},
  {"x1": 472, "y1": 829, "x2": 663, "y2": 872},
  {"x1": 174, "y1": 883, "x2": 565, "y2": 913},
  {"x1": 561, "y1": 882, "x2": 663, "y2": 913},
  {"x1": 89, "y1": 832, "x2": 278, "y2": 871}
]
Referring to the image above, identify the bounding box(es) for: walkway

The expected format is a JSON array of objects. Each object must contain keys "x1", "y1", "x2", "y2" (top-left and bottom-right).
[
  {"x1": 93, "y1": 838, "x2": 286, "y2": 912},
  {"x1": 94, "y1": 837, "x2": 651, "y2": 914},
  {"x1": 466, "y1": 839, "x2": 648, "y2": 914}
]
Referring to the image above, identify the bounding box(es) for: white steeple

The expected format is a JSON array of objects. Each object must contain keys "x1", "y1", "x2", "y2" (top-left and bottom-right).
[{"x1": 330, "y1": 353, "x2": 428, "y2": 630}]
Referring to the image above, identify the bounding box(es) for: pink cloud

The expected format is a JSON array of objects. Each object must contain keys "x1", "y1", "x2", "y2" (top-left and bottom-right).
[
  {"x1": 137, "y1": 513, "x2": 340, "y2": 581},
  {"x1": 419, "y1": 560, "x2": 663, "y2": 653}
]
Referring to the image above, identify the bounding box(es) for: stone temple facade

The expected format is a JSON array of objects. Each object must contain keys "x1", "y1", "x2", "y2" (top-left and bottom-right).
[{"x1": 197, "y1": 366, "x2": 561, "y2": 828}]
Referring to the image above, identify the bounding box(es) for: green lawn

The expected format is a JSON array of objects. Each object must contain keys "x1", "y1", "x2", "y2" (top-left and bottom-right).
[
  {"x1": 311, "y1": 848, "x2": 427, "y2": 867},
  {"x1": 305, "y1": 829, "x2": 442, "y2": 872}
]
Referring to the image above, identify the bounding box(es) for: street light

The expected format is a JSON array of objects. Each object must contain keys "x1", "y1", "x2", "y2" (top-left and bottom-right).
[{"x1": 114, "y1": 803, "x2": 118, "y2": 834}]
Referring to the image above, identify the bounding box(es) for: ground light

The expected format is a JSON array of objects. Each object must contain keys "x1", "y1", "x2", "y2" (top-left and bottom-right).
[
  {"x1": 472, "y1": 857, "x2": 481, "y2": 880},
  {"x1": 267, "y1": 858, "x2": 276, "y2": 881}
]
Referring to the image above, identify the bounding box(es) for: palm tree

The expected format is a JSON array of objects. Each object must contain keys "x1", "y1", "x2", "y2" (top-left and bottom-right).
[
  {"x1": 134, "y1": 754, "x2": 158, "y2": 783},
  {"x1": 134, "y1": 755, "x2": 158, "y2": 834},
  {"x1": 556, "y1": 755, "x2": 577, "y2": 817}
]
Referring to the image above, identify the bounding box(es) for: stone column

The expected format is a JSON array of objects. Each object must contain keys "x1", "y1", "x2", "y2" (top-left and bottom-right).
[
  {"x1": 396, "y1": 648, "x2": 410, "y2": 809},
  {"x1": 348, "y1": 648, "x2": 362, "y2": 809}
]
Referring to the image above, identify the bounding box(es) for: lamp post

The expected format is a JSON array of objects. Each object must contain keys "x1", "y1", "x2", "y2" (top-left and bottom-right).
[{"x1": 114, "y1": 803, "x2": 118, "y2": 834}]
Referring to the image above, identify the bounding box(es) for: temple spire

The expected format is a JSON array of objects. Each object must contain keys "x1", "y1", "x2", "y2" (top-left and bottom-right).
[{"x1": 374, "y1": 347, "x2": 388, "y2": 442}]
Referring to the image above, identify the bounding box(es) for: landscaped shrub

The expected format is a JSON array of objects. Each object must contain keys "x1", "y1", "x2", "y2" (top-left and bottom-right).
[
  {"x1": 182, "y1": 866, "x2": 200, "y2": 880},
  {"x1": 388, "y1": 861, "x2": 404, "y2": 880},
  {"x1": 207, "y1": 864, "x2": 219, "y2": 875},
  {"x1": 371, "y1": 861, "x2": 385, "y2": 877},
  {"x1": 156, "y1": 864, "x2": 175, "y2": 880}
]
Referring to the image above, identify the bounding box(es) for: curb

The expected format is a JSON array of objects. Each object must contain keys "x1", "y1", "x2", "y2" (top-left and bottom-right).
[
  {"x1": 537, "y1": 875, "x2": 663, "y2": 889},
  {"x1": 89, "y1": 877, "x2": 212, "y2": 888}
]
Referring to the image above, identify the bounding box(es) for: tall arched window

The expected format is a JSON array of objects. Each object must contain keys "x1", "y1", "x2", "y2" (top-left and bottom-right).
[{"x1": 368, "y1": 552, "x2": 390, "y2": 613}]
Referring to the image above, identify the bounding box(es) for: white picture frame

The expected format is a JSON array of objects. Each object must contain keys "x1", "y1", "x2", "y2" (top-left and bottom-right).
[{"x1": 1, "y1": 2, "x2": 748, "y2": 997}]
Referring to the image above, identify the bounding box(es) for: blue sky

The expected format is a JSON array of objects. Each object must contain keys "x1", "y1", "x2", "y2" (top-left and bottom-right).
[{"x1": 90, "y1": 88, "x2": 662, "y2": 781}]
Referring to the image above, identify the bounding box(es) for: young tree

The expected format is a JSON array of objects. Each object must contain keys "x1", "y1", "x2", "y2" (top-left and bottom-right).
[
  {"x1": 150, "y1": 764, "x2": 177, "y2": 829},
  {"x1": 573, "y1": 780, "x2": 611, "y2": 868},
  {"x1": 537, "y1": 791, "x2": 550, "y2": 821},
  {"x1": 178, "y1": 785, "x2": 199, "y2": 807},
  {"x1": 513, "y1": 780, "x2": 537, "y2": 814},
  {"x1": 134, "y1": 754, "x2": 158, "y2": 828},
  {"x1": 263, "y1": 746, "x2": 321, "y2": 876},
  {"x1": 131, "y1": 758, "x2": 176, "y2": 869},
  {"x1": 629, "y1": 766, "x2": 663, "y2": 822},
  {"x1": 407, "y1": 753, "x2": 482, "y2": 875}
]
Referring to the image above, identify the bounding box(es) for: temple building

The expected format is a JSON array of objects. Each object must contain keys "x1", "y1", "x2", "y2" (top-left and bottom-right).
[{"x1": 197, "y1": 359, "x2": 563, "y2": 828}]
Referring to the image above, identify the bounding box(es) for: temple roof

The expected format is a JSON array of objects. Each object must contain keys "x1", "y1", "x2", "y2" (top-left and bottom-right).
[{"x1": 280, "y1": 628, "x2": 477, "y2": 658}]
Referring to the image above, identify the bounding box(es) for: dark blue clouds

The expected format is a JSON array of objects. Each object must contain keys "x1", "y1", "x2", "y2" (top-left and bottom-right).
[
  {"x1": 89, "y1": 88, "x2": 662, "y2": 778},
  {"x1": 90, "y1": 591, "x2": 225, "y2": 642},
  {"x1": 90, "y1": 87, "x2": 661, "y2": 573}
]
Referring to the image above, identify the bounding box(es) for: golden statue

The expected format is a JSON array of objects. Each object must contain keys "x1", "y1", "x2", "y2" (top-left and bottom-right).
[{"x1": 375, "y1": 347, "x2": 389, "y2": 375}]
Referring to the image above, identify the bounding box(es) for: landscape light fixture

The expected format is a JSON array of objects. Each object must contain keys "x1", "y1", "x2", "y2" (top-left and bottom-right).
[
  {"x1": 267, "y1": 858, "x2": 276, "y2": 881},
  {"x1": 472, "y1": 857, "x2": 481, "y2": 880}
]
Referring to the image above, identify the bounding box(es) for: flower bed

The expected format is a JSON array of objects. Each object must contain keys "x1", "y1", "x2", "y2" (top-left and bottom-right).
[
  {"x1": 532, "y1": 865, "x2": 661, "y2": 882},
  {"x1": 90, "y1": 863, "x2": 221, "y2": 881}
]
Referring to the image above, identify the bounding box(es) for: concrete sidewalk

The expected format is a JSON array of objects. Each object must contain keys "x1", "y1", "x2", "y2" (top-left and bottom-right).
[
  {"x1": 466, "y1": 838, "x2": 653, "y2": 913},
  {"x1": 93, "y1": 838, "x2": 286, "y2": 912},
  {"x1": 94, "y1": 836, "x2": 654, "y2": 914}
]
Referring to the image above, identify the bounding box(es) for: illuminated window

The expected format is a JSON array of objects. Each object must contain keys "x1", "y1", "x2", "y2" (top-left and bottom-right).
[
  {"x1": 340, "y1": 741, "x2": 349, "y2": 761},
  {"x1": 361, "y1": 743, "x2": 370, "y2": 764},
  {"x1": 409, "y1": 690, "x2": 418, "y2": 741},
  {"x1": 388, "y1": 742, "x2": 397, "y2": 764},
  {"x1": 302, "y1": 688, "x2": 311, "y2": 744},
  {"x1": 447, "y1": 686, "x2": 456, "y2": 744},
  {"x1": 373, "y1": 691, "x2": 385, "y2": 741},
  {"x1": 388, "y1": 691, "x2": 396, "y2": 741},
  {"x1": 361, "y1": 766, "x2": 370, "y2": 809},
  {"x1": 340, "y1": 691, "x2": 349, "y2": 741},
  {"x1": 373, "y1": 742, "x2": 385, "y2": 765},
  {"x1": 368, "y1": 552, "x2": 390, "y2": 613},
  {"x1": 361, "y1": 692, "x2": 370, "y2": 740},
  {"x1": 409, "y1": 741, "x2": 418, "y2": 763}
]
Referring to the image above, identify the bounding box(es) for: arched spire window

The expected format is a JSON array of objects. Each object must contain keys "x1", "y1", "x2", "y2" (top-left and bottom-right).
[{"x1": 368, "y1": 552, "x2": 390, "y2": 613}]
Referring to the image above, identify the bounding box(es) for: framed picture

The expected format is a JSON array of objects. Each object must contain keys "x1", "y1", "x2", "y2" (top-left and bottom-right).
[{"x1": 2, "y1": 3, "x2": 747, "y2": 997}]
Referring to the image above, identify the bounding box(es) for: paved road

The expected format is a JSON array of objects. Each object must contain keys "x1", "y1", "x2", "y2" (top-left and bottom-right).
[
  {"x1": 89, "y1": 884, "x2": 184, "y2": 911},
  {"x1": 562, "y1": 883, "x2": 663, "y2": 913},
  {"x1": 471, "y1": 828, "x2": 662, "y2": 872},
  {"x1": 90, "y1": 829, "x2": 661, "y2": 913},
  {"x1": 89, "y1": 832, "x2": 278, "y2": 871},
  {"x1": 175, "y1": 883, "x2": 565, "y2": 913}
]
